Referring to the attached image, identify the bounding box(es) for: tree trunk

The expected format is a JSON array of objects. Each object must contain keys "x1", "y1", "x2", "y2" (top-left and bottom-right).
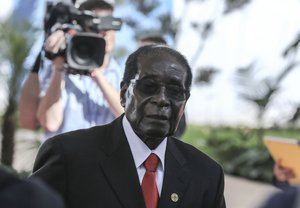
[{"x1": 1, "y1": 98, "x2": 17, "y2": 166}]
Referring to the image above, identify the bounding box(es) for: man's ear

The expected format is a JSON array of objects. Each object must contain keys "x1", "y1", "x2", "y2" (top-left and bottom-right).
[
  {"x1": 120, "y1": 81, "x2": 128, "y2": 107},
  {"x1": 186, "y1": 91, "x2": 191, "y2": 101}
]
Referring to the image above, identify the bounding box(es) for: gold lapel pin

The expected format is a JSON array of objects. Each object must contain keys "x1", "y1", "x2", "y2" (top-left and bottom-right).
[{"x1": 171, "y1": 193, "x2": 179, "y2": 202}]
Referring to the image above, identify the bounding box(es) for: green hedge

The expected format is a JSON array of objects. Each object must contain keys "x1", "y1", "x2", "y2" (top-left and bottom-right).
[{"x1": 182, "y1": 125, "x2": 300, "y2": 183}]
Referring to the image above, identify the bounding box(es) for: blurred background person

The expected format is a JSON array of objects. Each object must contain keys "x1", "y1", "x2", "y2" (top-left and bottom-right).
[
  {"x1": 34, "y1": 0, "x2": 124, "y2": 140},
  {"x1": 0, "y1": 166, "x2": 64, "y2": 208},
  {"x1": 138, "y1": 34, "x2": 167, "y2": 47},
  {"x1": 260, "y1": 186, "x2": 300, "y2": 208}
]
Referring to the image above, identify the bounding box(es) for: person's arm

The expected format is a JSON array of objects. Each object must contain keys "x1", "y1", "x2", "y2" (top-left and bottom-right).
[
  {"x1": 90, "y1": 57, "x2": 124, "y2": 117},
  {"x1": 19, "y1": 73, "x2": 40, "y2": 130},
  {"x1": 36, "y1": 31, "x2": 66, "y2": 132},
  {"x1": 19, "y1": 52, "x2": 42, "y2": 130},
  {"x1": 36, "y1": 57, "x2": 65, "y2": 132},
  {"x1": 91, "y1": 70, "x2": 124, "y2": 117}
]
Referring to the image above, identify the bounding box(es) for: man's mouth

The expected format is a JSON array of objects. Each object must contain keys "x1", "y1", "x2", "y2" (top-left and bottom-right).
[{"x1": 146, "y1": 114, "x2": 169, "y2": 120}]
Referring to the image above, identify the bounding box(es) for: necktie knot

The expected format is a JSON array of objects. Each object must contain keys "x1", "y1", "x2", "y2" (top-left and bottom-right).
[{"x1": 144, "y1": 153, "x2": 159, "y2": 172}]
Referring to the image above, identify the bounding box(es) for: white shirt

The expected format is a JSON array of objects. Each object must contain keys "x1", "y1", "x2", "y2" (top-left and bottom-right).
[{"x1": 122, "y1": 116, "x2": 167, "y2": 196}]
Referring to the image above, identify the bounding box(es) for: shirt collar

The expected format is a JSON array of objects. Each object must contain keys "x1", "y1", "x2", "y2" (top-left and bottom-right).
[{"x1": 122, "y1": 116, "x2": 167, "y2": 170}]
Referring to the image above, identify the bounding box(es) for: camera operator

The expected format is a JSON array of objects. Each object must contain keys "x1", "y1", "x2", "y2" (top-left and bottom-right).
[{"x1": 37, "y1": 0, "x2": 124, "y2": 140}]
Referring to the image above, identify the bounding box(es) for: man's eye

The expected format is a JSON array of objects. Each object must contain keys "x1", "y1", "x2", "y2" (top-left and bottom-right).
[
  {"x1": 138, "y1": 80, "x2": 158, "y2": 93},
  {"x1": 167, "y1": 85, "x2": 183, "y2": 94},
  {"x1": 141, "y1": 80, "x2": 156, "y2": 88}
]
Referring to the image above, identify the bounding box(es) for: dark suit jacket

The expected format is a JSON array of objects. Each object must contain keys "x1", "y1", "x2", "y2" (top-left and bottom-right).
[
  {"x1": 31, "y1": 116, "x2": 225, "y2": 208},
  {"x1": 0, "y1": 167, "x2": 64, "y2": 208},
  {"x1": 261, "y1": 186, "x2": 300, "y2": 208}
]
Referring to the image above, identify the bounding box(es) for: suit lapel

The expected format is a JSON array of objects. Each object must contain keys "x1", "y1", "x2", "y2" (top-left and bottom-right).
[
  {"x1": 158, "y1": 138, "x2": 191, "y2": 208},
  {"x1": 98, "y1": 117, "x2": 145, "y2": 208}
]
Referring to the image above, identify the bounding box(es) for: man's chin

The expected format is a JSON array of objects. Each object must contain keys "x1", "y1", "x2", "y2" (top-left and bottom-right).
[
  {"x1": 144, "y1": 129, "x2": 169, "y2": 139},
  {"x1": 142, "y1": 131, "x2": 168, "y2": 149},
  {"x1": 137, "y1": 120, "x2": 171, "y2": 139}
]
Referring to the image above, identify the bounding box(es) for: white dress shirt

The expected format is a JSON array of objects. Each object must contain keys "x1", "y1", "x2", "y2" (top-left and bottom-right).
[{"x1": 122, "y1": 116, "x2": 167, "y2": 196}]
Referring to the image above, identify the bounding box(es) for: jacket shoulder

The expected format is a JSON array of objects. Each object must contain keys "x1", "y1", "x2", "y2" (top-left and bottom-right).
[
  {"x1": 43, "y1": 120, "x2": 120, "y2": 155},
  {"x1": 170, "y1": 137, "x2": 223, "y2": 172}
]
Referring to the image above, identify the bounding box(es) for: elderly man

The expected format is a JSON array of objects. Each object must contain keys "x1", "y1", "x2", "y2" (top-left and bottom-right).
[{"x1": 31, "y1": 45, "x2": 226, "y2": 208}]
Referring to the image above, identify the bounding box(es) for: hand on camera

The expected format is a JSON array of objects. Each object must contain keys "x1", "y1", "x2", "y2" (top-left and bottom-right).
[
  {"x1": 89, "y1": 66, "x2": 106, "y2": 79},
  {"x1": 45, "y1": 31, "x2": 66, "y2": 72},
  {"x1": 274, "y1": 159, "x2": 296, "y2": 182},
  {"x1": 44, "y1": 30, "x2": 66, "y2": 55}
]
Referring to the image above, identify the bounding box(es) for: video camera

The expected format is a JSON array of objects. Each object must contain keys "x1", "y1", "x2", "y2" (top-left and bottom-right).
[{"x1": 44, "y1": 1, "x2": 122, "y2": 74}]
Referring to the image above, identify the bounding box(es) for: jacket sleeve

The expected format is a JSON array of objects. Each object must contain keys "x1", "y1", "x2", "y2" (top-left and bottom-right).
[
  {"x1": 30, "y1": 137, "x2": 67, "y2": 202},
  {"x1": 213, "y1": 165, "x2": 226, "y2": 208}
]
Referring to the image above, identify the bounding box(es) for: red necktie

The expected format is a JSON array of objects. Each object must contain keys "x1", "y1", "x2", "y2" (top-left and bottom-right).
[{"x1": 142, "y1": 153, "x2": 159, "y2": 208}]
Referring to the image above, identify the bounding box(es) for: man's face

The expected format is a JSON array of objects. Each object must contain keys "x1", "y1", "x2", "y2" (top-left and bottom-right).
[
  {"x1": 94, "y1": 9, "x2": 115, "y2": 54},
  {"x1": 121, "y1": 54, "x2": 189, "y2": 149}
]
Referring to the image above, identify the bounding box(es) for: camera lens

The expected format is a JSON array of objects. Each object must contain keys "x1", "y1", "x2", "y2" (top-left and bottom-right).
[
  {"x1": 66, "y1": 33, "x2": 106, "y2": 73},
  {"x1": 72, "y1": 41, "x2": 95, "y2": 65}
]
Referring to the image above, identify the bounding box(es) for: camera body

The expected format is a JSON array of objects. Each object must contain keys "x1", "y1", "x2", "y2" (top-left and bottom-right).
[{"x1": 44, "y1": 2, "x2": 122, "y2": 74}]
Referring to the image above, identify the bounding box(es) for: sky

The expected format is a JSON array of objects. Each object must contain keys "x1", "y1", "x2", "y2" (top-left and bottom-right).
[
  {"x1": 0, "y1": 0, "x2": 13, "y2": 20},
  {"x1": 2, "y1": 0, "x2": 300, "y2": 127},
  {"x1": 174, "y1": 0, "x2": 300, "y2": 127},
  {"x1": 114, "y1": 0, "x2": 173, "y2": 53}
]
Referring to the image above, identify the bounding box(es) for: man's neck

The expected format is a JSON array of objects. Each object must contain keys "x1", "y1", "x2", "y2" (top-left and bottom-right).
[{"x1": 139, "y1": 135, "x2": 166, "y2": 150}]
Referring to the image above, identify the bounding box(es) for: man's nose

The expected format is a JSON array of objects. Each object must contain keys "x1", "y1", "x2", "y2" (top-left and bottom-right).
[{"x1": 151, "y1": 87, "x2": 170, "y2": 107}]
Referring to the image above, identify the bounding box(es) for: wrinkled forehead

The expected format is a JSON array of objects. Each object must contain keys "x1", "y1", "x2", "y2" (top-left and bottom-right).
[
  {"x1": 137, "y1": 52, "x2": 184, "y2": 71},
  {"x1": 135, "y1": 53, "x2": 187, "y2": 82}
]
